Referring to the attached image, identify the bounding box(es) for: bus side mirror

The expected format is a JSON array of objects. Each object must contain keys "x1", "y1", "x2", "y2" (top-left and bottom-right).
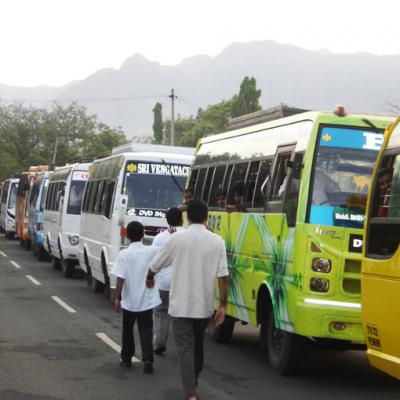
[{"x1": 118, "y1": 194, "x2": 128, "y2": 225}]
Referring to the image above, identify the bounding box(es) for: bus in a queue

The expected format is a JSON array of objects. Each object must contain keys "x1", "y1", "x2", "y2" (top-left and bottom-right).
[
  {"x1": 362, "y1": 116, "x2": 400, "y2": 380},
  {"x1": 188, "y1": 106, "x2": 393, "y2": 374},
  {"x1": 79, "y1": 143, "x2": 193, "y2": 296},
  {"x1": 0, "y1": 178, "x2": 19, "y2": 239}
]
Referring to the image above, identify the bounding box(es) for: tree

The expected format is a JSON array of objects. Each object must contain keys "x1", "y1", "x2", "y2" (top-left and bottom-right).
[
  {"x1": 152, "y1": 102, "x2": 163, "y2": 143},
  {"x1": 230, "y1": 76, "x2": 262, "y2": 117}
]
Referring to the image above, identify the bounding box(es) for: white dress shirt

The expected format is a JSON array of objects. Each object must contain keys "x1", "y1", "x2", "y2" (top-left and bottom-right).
[
  {"x1": 111, "y1": 242, "x2": 161, "y2": 312},
  {"x1": 152, "y1": 226, "x2": 185, "y2": 291},
  {"x1": 150, "y1": 224, "x2": 229, "y2": 319}
]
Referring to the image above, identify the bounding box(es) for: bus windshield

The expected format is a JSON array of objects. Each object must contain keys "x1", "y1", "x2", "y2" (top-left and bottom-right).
[
  {"x1": 67, "y1": 180, "x2": 86, "y2": 215},
  {"x1": 123, "y1": 161, "x2": 189, "y2": 210},
  {"x1": 9, "y1": 183, "x2": 18, "y2": 210},
  {"x1": 309, "y1": 126, "x2": 383, "y2": 228}
]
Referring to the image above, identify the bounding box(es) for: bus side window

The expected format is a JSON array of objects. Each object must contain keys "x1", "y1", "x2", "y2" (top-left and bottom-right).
[
  {"x1": 226, "y1": 162, "x2": 249, "y2": 212},
  {"x1": 94, "y1": 181, "x2": 105, "y2": 214},
  {"x1": 202, "y1": 167, "x2": 215, "y2": 204},
  {"x1": 194, "y1": 168, "x2": 207, "y2": 200},
  {"x1": 270, "y1": 153, "x2": 292, "y2": 201},
  {"x1": 253, "y1": 159, "x2": 272, "y2": 208},
  {"x1": 88, "y1": 181, "x2": 99, "y2": 213},
  {"x1": 209, "y1": 166, "x2": 227, "y2": 208},
  {"x1": 283, "y1": 153, "x2": 304, "y2": 227},
  {"x1": 245, "y1": 161, "x2": 260, "y2": 208},
  {"x1": 104, "y1": 180, "x2": 116, "y2": 219},
  {"x1": 82, "y1": 182, "x2": 92, "y2": 213}
]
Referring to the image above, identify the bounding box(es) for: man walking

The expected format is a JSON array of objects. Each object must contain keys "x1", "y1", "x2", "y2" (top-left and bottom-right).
[
  {"x1": 147, "y1": 199, "x2": 229, "y2": 400},
  {"x1": 111, "y1": 221, "x2": 161, "y2": 374},
  {"x1": 152, "y1": 207, "x2": 184, "y2": 355}
]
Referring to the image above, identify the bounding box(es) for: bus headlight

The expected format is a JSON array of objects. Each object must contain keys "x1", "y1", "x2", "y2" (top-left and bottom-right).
[
  {"x1": 68, "y1": 235, "x2": 79, "y2": 246},
  {"x1": 312, "y1": 258, "x2": 331, "y2": 273},
  {"x1": 310, "y1": 278, "x2": 330, "y2": 292}
]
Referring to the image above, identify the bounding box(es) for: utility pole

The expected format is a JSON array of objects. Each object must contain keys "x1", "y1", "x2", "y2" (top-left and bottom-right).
[{"x1": 169, "y1": 88, "x2": 176, "y2": 146}]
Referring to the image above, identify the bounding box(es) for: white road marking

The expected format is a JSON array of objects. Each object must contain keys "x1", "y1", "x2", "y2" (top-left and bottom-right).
[
  {"x1": 0, "y1": 251, "x2": 7, "y2": 257},
  {"x1": 25, "y1": 275, "x2": 42, "y2": 286},
  {"x1": 96, "y1": 332, "x2": 140, "y2": 363},
  {"x1": 51, "y1": 296, "x2": 77, "y2": 313},
  {"x1": 10, "y1": 261, "x2": 21, "y2": 269}
]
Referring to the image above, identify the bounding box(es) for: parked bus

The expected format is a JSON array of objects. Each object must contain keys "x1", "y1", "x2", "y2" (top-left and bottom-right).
[
  {"x1": 43, "y1": 163, "x2": 90, "y2": 277},
  {"x1": 187, "y1": 107, "x2": 393, "y2": 374},
  {"x1": 79, "y1": 143, "x2": 193, "y2": 294},
  {"x1": 0, "y1": 178, "x2": 19, "y2": 239},
  {"x1": 15, "y1": 166, "x2": 48, "y2": 249},
  {"x1": 28, "y1": 170, "x2": 52, "y2": 260},
  {"x1": 362, "y1": 116, "x2": 400, "y2": 380}
]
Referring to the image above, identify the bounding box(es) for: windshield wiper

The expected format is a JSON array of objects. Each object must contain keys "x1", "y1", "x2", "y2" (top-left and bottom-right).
[
  {"x1": 362, "y1": 118, "x2": 378, "y2": 130},
  {"x1": 160, "y1": 158, "x2": 184, "y2": 193}
]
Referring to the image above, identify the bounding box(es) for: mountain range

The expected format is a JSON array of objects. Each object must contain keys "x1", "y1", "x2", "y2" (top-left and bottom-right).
[{"x1": 1, "y1": 40, "x2": 400, "y2": 138}]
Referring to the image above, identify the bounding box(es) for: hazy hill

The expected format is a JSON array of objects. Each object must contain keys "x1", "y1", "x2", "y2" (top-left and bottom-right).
[{"x1": 1, "y1": 40, "x2": 400, "y2": 137}]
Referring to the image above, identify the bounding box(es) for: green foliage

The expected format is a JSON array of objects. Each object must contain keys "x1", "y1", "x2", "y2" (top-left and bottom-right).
[
  {"x1": 152, "y1": 102, "x2": 163, "y2": 143},
  {"x1": 0, "y1": 102, "x2": 126, "y2": 181},
  {"x1": 230, "y1": 76, "x2": 262, "y2": 117},
  {"x1": 164, "y1": 76, "x2": 262, "y2": 148}
]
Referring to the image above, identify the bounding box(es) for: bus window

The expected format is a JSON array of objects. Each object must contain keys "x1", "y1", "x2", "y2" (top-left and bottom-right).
[
  {"x1": 8, "y1": 183, "x2": 18, "y2": 209},
  {"x1": 188, "y1": 169, "x2": 199, "y2": 195},
  {"x1": 253, "y1": 159, "x2": 272, "y2": 208},
  {"x1": 104, "y1": 180, "x2": 116, "y2": 219},
  {"x1": 208, "y1": 166, "x2": 226, "y2": 208},
  {"x1": 194, "y1": 168, "x2": 207, "y2": 200},
  {"x1": 202, "y1": 167, "x2": 215, "y2": 203},
  {"x1": 271, "y1": 152, "x2": 292, "y2": 201},
  {"x1": 94, "y1": 181, "x2": 105, "y2": 214},
  {"x1": 88, "y1": 181, "x2": 99, "y2": 213},
  {"x1": 227, "y1": 162, "x2": 248, "y2": 212},
  {"x1": 245, "y1": 161, "x2": 260, "y2": 207},
  {"x1": 367, "y1": 154, "x2": 400, "y2": 257},
  {"x1": 67, "y1": 180, "x2": 86, "y2": 215}
]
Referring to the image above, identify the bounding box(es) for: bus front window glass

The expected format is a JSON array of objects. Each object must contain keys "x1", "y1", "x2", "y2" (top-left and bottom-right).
[
  {"x1": 309, "y1": 126, "x2": 383, "y2": 228},
  {"x1": 8, "y1": 184, "x2": 18, "y2": 210},
  {"x1": 67, "y1": 180, "x2": 86, "y2": 215},
  {"x1": 124, "y1": 174, "x2": 187, "y2": 210},
  {"x1": 39, "y1": 180, "x2": 48, "y2": 212}
]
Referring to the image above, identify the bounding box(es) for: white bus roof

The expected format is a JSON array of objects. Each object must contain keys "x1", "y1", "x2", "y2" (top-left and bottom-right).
[{"x1": 112, "y1": 142, "x2": 195, "y2": 156}]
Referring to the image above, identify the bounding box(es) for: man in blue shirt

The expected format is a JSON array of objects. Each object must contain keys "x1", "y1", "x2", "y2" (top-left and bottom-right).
[{"x1": 111, "y1": 221, "x2": 161, "y2": 373}]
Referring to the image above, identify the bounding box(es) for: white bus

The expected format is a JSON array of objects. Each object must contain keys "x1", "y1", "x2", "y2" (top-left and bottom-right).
[
  {"x1": 0, "y1": 178, "x2": 19, "y2": 239},
  {"x1": 43, "y1": 163, "x2": 90, "y2": 277},
  {"x1": 79, "y1": 143, "x2": 193, "y2": 294}
]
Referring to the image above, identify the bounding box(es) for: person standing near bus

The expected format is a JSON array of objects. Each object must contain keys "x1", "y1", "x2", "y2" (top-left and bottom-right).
[
  {"x1": 146, "y1": 199, "x2": 229, "y2": 400},
  {"x1": 152, "y1": 207, "x2": 184, "y2": 355},
  {"x1": 111, "y1": 221, "x2": 161, "y2": 374}
]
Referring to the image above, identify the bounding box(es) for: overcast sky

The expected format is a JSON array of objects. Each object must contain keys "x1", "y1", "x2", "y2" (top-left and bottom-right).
[{"x1": 1, "y1": 0, "x2": 400, "y2": 87}]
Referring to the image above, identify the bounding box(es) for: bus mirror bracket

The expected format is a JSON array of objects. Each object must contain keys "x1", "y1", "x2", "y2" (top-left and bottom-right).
[{"x1": 118, "y1": 194, "x2": 128, "y2": 226}]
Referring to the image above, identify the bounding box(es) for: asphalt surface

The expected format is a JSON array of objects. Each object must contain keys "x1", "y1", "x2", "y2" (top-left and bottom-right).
[{"x1": 0, "y1": 235, "x2": 399, "y2": 400}]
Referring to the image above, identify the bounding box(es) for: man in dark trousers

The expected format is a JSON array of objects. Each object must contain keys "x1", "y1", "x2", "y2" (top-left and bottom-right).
[
  {"x1": 111, "y1": 221, "x2": 161, "y2": 373},
  {"x1": 147, "y1": 199, "x2": 229, "y2": 400}
]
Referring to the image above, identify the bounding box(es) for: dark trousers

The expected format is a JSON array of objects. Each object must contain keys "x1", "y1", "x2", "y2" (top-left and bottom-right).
[
  {"x1": 172, "y1": 317, "x2": 210, "y2": 398},
  {"x1": 121, "y1": 308, "x2": 153, "y2": 363}
]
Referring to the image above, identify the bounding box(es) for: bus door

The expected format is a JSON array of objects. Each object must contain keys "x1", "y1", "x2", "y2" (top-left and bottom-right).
[{"x1": 362, "y1": 146, "x2": 400, "y2": 380}]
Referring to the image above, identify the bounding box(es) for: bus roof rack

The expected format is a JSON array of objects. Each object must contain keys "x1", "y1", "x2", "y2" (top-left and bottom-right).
[{"x1": 111, "y1": 142, "x2": 195, "y2": 156}]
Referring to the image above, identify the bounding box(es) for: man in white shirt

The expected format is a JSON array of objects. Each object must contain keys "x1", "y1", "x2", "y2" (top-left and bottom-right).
[
  {"x1": 152, "y1": 207, "x2": 185, "y2": 355},
  {"x1": 147, "y1": 199, "x2": 229, "y2": 400},
  {"x1": 111, "y1": 221, "x2": 161, "y2": 374}
]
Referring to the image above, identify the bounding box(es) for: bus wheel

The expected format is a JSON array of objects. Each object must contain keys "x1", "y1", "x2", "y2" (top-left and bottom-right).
[
  {"x1": 6, "y1": 231, "x2": 15, "y2": 240},
  {"x1": 19, "y1": 237, "x2": 25, "y2": 247},
  {"x1": 209, "y1": 315, "x2": 235, "y2": 344},
  {"x1": 62, "y1": 259, "x2": 76, "y2": 278},
  {"x1": 265, "y1": 311, "x2": 304, "y2": 375},
  {"x1": 37, "y1": 246, "x2": 46, "y2": 262},
  {"x1": 93, "y1": 279, "x2": 105, "y2": 293},
  {"x1": 25, "y1": 239, "x2": 31, "y2": 250},
  {"x1": 52, "y1": 256, "x2": 61, "y2": 271}
]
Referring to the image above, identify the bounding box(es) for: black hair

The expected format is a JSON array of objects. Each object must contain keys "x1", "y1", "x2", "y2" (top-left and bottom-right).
[
  {"x1": 215, "y1": 188, "x2": 227, "y2": 198},
  {"x1": 187, "y1": 199, "x2": 208, "y2": 223},
  {"x1": 166, "y1": 207, "x2": 183, "y2": 226},
  {"x1": 231, "y1": 182, "x2": 244, "y2": 196},
  {"x1": 126, "y1": 221, "x2": 144, "y2": 242},
  {"x1": 378, "y1": 168, "x2": 393, "y2": 179}
]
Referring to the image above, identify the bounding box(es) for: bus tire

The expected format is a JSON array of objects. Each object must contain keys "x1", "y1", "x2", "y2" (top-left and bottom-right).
[
  {"x1": 101, "y1": 255, "x2": 111, "y2": 299},
  {"x1": 19, "y1": 237, "x2": 25, "y2": 247},
  {"x1": 25, "y1": 239, "x2": 31, "y2": 250},
  {"x1": 93, "y1": 278, "x2": 105, "y2": 293},
  {"x1": 6, "y1": 231, "x2": 15, "y2": 240},
  {"x1": 84, "y1": 252, "x2": 93, "y2": 286},
  {"x1": 52, "y1": 256, "x2": 61, "y2": 271},
  {"x1": 37, "y1": 246, "x2": 46, "y2": 262},
  {"x1": 265, "y1": 310, "x2": 304, "y2": 375},
  {"x1": 62, "y1": 259, "x2": 75, "y2": 278},
  {"x1": 209, "y1": 315, "x2": 235, "y2": 344}
]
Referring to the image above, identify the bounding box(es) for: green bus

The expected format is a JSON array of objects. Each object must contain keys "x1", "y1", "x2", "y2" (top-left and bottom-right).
[{"x1": 188, "y1": 108, "x2": 393, "y2": 374}]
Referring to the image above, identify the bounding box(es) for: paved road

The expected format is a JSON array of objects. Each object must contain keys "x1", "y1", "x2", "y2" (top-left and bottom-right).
[{"x1": 0, "y1": 235, "x2": 399, "y2": 400}]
